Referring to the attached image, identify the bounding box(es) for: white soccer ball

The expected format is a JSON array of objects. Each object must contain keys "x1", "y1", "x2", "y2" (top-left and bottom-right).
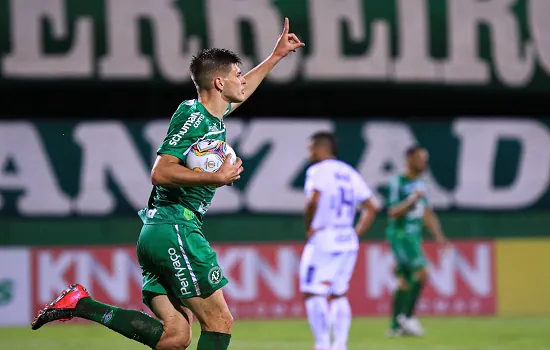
[{"x1": 185, "y1": 139, "x2": 237, "y2": 173}]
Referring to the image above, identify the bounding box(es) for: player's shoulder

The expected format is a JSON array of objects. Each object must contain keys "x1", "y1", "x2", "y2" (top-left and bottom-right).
[
  {"x1": 305, "y1": 162, "x2": 322, "y2": 178},
  {"x1": 388, "y1": 173, "x2": 405, "y2": 188},
  {"x1": 170, "y1": 99, "x2": 207, "y2": 128},
  {"x1": 331, "y1": 159, "x2": 362, "y2": 178}
]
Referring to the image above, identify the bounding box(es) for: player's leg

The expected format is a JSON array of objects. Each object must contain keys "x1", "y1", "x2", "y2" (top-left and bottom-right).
[
  {"x1": 402, "y1": 242, "x2": 428, "y2": 336},
  {"x1": 183, "y1": 290, "x2": 233, "y2": 350},
  {"x1": 328, "y1": 250, "x2": 358, "y2": 350},
  {"x1": 388, "y1": 238, "x2": 411, "y2": 336},
  {"x1": 170, "y1": 222, "x2": 234, "y2": 350},
  {"x1": 31, "y1": 223, "x2": 188, "y2": 349},
  {"x1": 149, "y1": 294, "x2": 194, "y2": 350},
  {"x1": 299, "y1": 244, "x2": 332, "y2": 350},
  {"x1": 31, "y1": 283, "x2": 170, "y2": 349}
]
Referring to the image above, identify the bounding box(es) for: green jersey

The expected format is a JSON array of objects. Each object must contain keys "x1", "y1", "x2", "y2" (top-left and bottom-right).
[
  {"x1": 139, "y1": 99, "x2": 231, "y2": 224},
  {"x1": 385, "y1": 174, "x2": 429, "y2": 241}
]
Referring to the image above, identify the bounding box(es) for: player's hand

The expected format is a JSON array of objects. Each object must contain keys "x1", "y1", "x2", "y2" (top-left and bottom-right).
[
  {"x1": 272, "y1": 17, "x2": 305, "y2": 59},
  {"x1": 409, "y1": 189, "x2": 425, "y2": 202},
  {"x1": 437, "y1": 236, "x2": 452, "y2": 253},
  {"x1": 216, "y1": 154, "x2": 243, "y2": 186}
]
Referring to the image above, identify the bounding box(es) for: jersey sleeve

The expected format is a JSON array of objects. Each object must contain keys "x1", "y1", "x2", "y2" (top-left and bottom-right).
[
  {"x1": 387, "y1": 176, "x2": 401, "y2": 206},
  {"x1": 156, "y1": 107, "x2": 196, "y2": 162},
  {"x1": 352, "y1": 172, "x2": 373, "y2": 203},
  {"x1": 304, "y1": 166, "x2": 328, "y2": 195}
]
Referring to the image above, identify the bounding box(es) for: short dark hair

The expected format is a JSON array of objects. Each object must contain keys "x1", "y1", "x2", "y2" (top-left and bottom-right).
[
  {"x1": 310, "y1": 131, "x2": 338, "y2": 155},
  {"x1": 406, "y1": 144, "x2": 424, "y2": 157},
  {"x1": 189, "y1": 48, "x2": 242, "y2": 90}
]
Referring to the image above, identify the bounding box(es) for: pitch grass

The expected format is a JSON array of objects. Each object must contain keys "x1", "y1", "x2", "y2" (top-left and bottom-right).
[{"x1": 2, "y1": 316, "x2": 549, "y2": 350}]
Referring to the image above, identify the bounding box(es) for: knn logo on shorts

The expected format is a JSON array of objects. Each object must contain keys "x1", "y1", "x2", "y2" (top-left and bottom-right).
[{"x1": 208, "y1": 266, "x2": 223, "y2": 285}]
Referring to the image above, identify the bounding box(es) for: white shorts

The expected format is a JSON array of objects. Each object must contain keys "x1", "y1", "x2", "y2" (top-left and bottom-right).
[{"x1": 299, "y1": 244, "x2": 358, "y2": 296}]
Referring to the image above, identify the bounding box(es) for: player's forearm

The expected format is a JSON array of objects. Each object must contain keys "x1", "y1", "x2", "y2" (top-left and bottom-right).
[
  {"x1": 304, "y1": 201, "x2": 317, "y2": 233},
  {"x1": 242, "y1": 55, "x2": 281, "y2": 98},
  {"x1": 425, "y1": 211, "x2": 445, "y2": 241},
  {"x1": 355, "y1": 209, "x2": 376, "y2": 236},
  {"x1": 152, "y1": 163, "x2": 221, "y2": 187},
  {"x1": 388, "y1": 196, "x2": 417, "y2": 218}
]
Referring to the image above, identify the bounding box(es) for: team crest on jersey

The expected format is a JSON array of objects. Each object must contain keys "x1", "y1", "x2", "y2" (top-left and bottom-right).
[
  {"x1": 208, "y1": 266, "x2": 223, "y2": 285},
  {"x1": 209, "y1": 124, "x2": 219, "y2": 132}
]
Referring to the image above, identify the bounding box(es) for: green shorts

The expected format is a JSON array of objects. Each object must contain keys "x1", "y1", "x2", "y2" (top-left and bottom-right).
[
  {"x1": 136, "y1": 220, "x2": 228, "y2": 308},
  {"x1": 389, "y1": 235, "x2": 427, "y2": 276}
]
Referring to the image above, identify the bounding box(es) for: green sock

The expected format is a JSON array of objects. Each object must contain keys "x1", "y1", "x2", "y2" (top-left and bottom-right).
[
  {"x1": 405, "y1": 280, "x2": 424, "y2": 318},
  {"x1": 197, "y1": 331, "x2": 232, "y2": 350},
  {"x1": 74, "y1": 297, "x2": 163, "y2": 349},
  {"x1": 391, "y1": 289, "x2": 408, "y2": 330}
]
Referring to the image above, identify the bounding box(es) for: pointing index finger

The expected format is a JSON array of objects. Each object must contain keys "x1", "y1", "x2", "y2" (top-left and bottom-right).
[{"x1": 283, "y1": 17, "x2": 289, "y2": 35}]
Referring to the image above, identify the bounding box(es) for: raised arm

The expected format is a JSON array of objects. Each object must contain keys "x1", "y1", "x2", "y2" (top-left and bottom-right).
[{"x1": 228, "y1": 17, "x2": 305, "y2": 115}]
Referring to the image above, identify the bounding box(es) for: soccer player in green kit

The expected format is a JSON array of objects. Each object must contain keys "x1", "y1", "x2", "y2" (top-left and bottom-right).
[
  {"x1": 386, "y1": 145, "x2": 450, "y2": 337},
  {"x1": 31, "y1": 18, "x2": 304, "y2": 350}
]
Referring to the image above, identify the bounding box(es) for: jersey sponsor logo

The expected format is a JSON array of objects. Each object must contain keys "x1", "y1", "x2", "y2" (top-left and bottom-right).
[
  {"x1": 167, "y1": 248, "x2": 192, "y2": 296},
  {"x1": 169, "y1": 112, "x2": 205, "y2": 146},
  {"x1": 193, "y1": 114, "x2": 205, "y2": 128},
  {"x1": 208, "y1": 266, "x2": 223, "y2": 285}
]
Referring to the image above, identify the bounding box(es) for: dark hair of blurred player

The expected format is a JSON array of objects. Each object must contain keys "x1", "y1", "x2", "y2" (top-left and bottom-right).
[
  {"x1": 405, "y1": 145, "x2": 429, "y2": 177},
  {"x1": 308, "y1": 131, "x2": 338, "y2": 163}
]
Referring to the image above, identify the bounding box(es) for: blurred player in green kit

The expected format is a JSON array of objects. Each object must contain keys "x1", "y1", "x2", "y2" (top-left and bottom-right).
[
  {"x1": 386, "y1": 145, "x2": 450, "y2": 337},
  {"x1": 31, "y1": 18, "x2": 304, "y2": 350}
]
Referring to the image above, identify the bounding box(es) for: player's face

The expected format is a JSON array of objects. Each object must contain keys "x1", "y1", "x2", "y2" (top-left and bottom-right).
[
  {"x1": 221, "y1": 64, "x2": 246, "y2": 103},
  {"x1": 308, "y1": 140, "x2": 321, "y2": 163},
  {"x1": 410, "y1": 149, "x2": 429, "y2": 173}
]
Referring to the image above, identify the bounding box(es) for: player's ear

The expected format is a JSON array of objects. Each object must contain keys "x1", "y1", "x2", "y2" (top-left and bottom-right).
[{"x1": 214, "y1": 76, "x2": 224, "y2": 91}]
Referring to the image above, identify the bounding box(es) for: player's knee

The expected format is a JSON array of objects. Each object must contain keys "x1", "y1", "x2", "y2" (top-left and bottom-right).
[
  {"x1": 329, "y1": 293, "x2": 346, "y2": 300},
  {"x1": 221, "y1": 309, "x2": 235, "y2": 331},
  {"x1": 201, "y1": 307, "x2": 234, "y2": 333},
  {"x1": 155, "y1": 315, "x2": 192, "y2": 350},
  {"x1": 156, "y1": 330, "x2": 192, "y2": 350},
  {"x1": 397, "y1": 276, "x2": 409, "y2": 290},
  {"x1": 416, "y1": 268, "x2": 428, "y2": 283}
]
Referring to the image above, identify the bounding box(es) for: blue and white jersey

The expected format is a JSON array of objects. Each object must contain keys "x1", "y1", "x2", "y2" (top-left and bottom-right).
[{"x1": 304, "y1": 159, "x2": 373, "y2": 251}]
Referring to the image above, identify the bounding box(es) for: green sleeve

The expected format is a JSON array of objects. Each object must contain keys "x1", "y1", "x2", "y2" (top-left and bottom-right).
[
  {"x1": 387, "y1": 176, "x2": 401, "y2": 206},
  {"x1": 157, "y1": 107, "x2": 200, "y2": 162}
]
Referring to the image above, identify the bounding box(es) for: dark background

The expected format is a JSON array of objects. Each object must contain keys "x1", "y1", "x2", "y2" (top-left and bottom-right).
[{"x1": 2, "y1": 84, "x2": 548, "y2": 119}]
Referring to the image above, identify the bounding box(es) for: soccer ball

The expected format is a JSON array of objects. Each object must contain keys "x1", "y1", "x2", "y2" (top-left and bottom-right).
[{"x1": 185, "y1": 139, "x2": 237, "y2": 173}]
